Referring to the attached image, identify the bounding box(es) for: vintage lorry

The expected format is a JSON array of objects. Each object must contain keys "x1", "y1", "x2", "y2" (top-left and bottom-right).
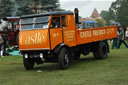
[{"x1": 19, "y1": 8, "x2": 117, "y2": 70}]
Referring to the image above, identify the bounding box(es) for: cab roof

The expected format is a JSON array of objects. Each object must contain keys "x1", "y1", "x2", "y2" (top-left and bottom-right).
[{"x1": 21, "y1": 11, "x2": 74, "y2": 19}]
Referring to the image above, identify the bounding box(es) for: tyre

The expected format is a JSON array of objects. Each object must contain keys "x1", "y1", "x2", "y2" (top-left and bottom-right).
[
  {"x1": 58, "y1": 47, "x2": 72, "y2": 70},
  {"x1": 93, "y1": 41, "x2": 108, "y2": 59},
  {"x1": 23, "y1": 55, "x2": 35, "y2": 70}
]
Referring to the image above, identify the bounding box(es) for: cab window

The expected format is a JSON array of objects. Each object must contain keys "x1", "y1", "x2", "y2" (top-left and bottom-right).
[
  {"x1": 51, "y1": 17, "x2": 60, "y2": 28},
  {"x1": 62, "y1": 16, "x2": 66, "y2": 27},
  {"x1": 20, "y1": 16, "x2": 50, "y2": 30}
]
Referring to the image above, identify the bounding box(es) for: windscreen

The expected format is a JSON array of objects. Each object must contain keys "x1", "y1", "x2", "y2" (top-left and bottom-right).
[{"x1": 20, "y1": 16, "x2": 49, "y2": 30}]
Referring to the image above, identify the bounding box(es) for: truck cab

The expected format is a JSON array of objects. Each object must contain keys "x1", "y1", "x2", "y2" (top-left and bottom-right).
[{"x1": 19, "y1": 11, "x2": 77, "y2": 51}]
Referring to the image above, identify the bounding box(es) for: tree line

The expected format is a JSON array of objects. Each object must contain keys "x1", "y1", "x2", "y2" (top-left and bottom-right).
[
  {"x1": 100, "y1": 0, "x2": 128, "y2": 27},
  {"x1": 0, "y1": 0, "x2": 60, "y2": 19}
]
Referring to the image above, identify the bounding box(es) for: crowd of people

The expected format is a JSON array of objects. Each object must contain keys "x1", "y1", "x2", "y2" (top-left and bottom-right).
[{"x1": 112, "y1": 27, "x2": 128, "y2": 49}]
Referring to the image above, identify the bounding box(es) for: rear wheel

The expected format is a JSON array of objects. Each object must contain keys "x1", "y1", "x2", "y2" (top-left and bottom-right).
[
  {"x1": 58, "y1": 47, "x2": 72, "y2": 70},
  {"x1": 23, "y1": 54, "x2": 35, "y2": 70},
  {"x1": 93, "y1": 42, "x2": 108, "y2": 59}
]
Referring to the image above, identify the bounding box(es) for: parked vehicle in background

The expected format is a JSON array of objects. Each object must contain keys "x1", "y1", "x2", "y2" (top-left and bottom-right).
[
  {"x1": 78, "y1": 20, "x2": 97, "y2": 29},
  {"x1": 0, "y1": 17, "x2": 20, "y2": 47},
  {"x1": 83, "y1": 20, "x2": 97, "y2": 28}
]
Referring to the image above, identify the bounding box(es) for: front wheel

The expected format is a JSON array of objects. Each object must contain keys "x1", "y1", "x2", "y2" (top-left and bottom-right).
[
  {"x1": 58, "y1": 47, "x2": 72, "y2": 70},
  {"x1": 23, "y1": 54, "x2": 35, "y2": 70},
  {"x1": 93, "y1": 41, "x2": 108, "y2": 59}
]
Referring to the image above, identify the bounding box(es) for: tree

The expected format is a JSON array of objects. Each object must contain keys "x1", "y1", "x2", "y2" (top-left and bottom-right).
[
  {"x1": 95, "y1": 18, "x2": 105, "y2": 27},
  {"x1": 16, "y1": 0, "x2": 60, "y2": 16},
  {"x1": 0, "y1": 0, "x2": 60, "y2": 17},
  {"x1": 100, "y1": 10, "x2": 111, "y2": 26},
  {"x1": 109, "y1": 0, "x2": 128, "y2": 26},
  {"x1": 117, "y1": 0, "x2": 128, "y2": 27},
  {"x1": 16, "y1": 0, "x2": 35, "y2": 16},
  {"x1": 0, "y1": 0, "x2": 13, "y2": 19},
  {"x1": 41, "y1": 0, "x2": 60, "y2": 10}
]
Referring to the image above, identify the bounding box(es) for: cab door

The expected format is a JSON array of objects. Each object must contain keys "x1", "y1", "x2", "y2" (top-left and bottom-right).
[
  {"x1": 50, "y1": 16, "x2": 63, "y2": 50},
  {"x1": 62, "y1": 15, "x2": 76, "y2": 47}
]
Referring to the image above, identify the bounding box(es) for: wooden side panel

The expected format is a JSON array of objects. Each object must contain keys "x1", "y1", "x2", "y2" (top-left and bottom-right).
[
  {"x1": 106, "y1": 26, "x2": 117, "y2": 39},
  {"x1": 92, "y1": 27, "x2": 107, "y2": 42},
  {"x1": 76, "y1": 26, "x2": 117, "y2": 45},
  {"x1": 19, "y1": 29, "x2": 50, "y2": 50},
  {"x1": 77, "y1": 29, "x2": 92, "y2": 44}
]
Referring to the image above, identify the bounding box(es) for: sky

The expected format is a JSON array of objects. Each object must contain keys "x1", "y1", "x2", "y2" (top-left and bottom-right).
[{"x1": 60, "y1": 0, "x2": 116, "y2": 18}]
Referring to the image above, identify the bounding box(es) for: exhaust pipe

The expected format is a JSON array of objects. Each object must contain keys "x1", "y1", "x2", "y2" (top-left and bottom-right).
[{"x1": 74, "y1": 8, "x2": 79, "y2": 24}]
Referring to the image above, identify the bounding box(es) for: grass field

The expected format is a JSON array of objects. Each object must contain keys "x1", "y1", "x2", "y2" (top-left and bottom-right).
[{"x1": 0, "y1": 43, "x2": 128, "y2": 85}]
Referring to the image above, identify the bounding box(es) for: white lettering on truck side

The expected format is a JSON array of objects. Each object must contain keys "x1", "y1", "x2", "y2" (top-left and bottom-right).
[
  {"x1": 20, "y1": 32, "x2": 45, "y2": 45},
  {"x1": 80, "y1": 31, "x2": 92, "y2": 38}
]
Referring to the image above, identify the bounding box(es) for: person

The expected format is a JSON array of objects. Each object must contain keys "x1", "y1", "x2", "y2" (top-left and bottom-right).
[
  {"x1": 1, "y1": 34, "x2": 7, "y2": 56},
  {"x1": 0, "y1": 34, "x2": 4, "y2": 57},
  {"x1": 118, "y1": 27, "x2": 128, "y2": 48},
  {"x1": 52, "y1": 19, "x2": 60, "y2": 28},
  {"x1": 112, "y1": 31, "x2": 119, "y2": 49},
  {"x1": 112, "y1": 24, "x2": 119, "y2": 49},
  {"x1": 125, "y1": 27, "x2": 128, "y2": 44}
]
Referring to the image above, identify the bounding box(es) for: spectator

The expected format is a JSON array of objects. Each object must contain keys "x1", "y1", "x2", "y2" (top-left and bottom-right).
[
  {"x1": 1, "y1": 34, "x2": 7, "y2": 56},
  {"x1": 118, "y1": 27, "x2": 128, "y2": 48},
  {"x1": 125, "y1": 27, "x2": 128, "y2": 44},
  {"x1": 112, "y1": 24, "x2": 119, "y2": 49},
  {"x1": 112, "y1": 31, "x2": 119, "y2": 49},
  {"x1": 0, "y1": 34, "x2": 4, "y2": 57}
]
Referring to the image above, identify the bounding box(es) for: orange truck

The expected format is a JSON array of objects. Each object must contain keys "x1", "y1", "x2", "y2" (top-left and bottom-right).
[{"x1": 19, "y1": 8, "x2": 117, "y2": 70}]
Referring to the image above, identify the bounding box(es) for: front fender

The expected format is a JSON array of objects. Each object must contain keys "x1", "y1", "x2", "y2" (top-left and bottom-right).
[{"x1": 54, "y1": 43, "x2": 69, "y2": 53}]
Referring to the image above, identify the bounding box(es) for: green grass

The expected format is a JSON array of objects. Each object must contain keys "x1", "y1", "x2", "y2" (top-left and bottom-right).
[{"x1": 0, "y1": 43, "x2": 128, "y2": 85}]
